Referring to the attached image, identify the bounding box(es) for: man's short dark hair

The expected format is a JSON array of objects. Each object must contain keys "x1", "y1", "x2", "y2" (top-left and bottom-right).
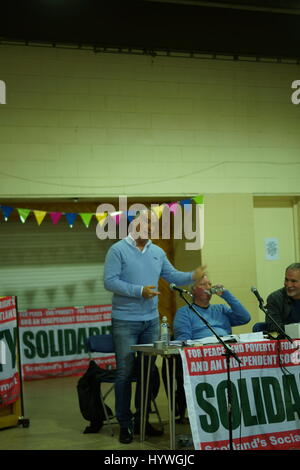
[{"x1": 286, "y1": 263, "x2": 300, "y2": 271}]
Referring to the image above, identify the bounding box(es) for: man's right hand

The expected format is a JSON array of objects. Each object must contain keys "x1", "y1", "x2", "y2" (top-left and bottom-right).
[{"x1": 142, "y1": 286, "x2": 160, "y2": 299}]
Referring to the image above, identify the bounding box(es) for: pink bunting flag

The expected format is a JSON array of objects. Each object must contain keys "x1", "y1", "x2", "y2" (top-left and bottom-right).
[
  {"x1": 110, "y1": 211, "x2": 122, "y2": 225},
  {"x1": 167, "y1": 202, "x2": 179, "y2": 214},
  {"x1": 50, "y1": 212, "x2": 62, "y2": 225}
]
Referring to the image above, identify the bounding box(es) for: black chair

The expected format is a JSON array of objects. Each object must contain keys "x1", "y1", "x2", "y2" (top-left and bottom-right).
[
  {"x1": 252, "y1": 322, "x2": 267, "y2": 332},
  {"x1": 86, "y1": 334, "x2": 117, "y2": 435},
  {"x1": 86, "y1": 334, "x2": 162, "y2": 435}
]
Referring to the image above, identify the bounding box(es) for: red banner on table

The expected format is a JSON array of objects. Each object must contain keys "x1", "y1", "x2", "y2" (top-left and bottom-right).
[{"x1": 181, "y1": 339, "x2": 300, "y2": 450}]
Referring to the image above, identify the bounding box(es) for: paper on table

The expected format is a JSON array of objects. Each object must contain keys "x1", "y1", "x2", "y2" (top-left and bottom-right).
[
  {"x1": 238, "y1": 332, "x2": 267, "y2": 342},
  {"x1": 182, "y1": 335, "x2": 239, "y2": 346}
]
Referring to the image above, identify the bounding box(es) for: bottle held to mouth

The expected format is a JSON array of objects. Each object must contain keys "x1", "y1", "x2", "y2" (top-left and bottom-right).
[{"x1": 205, "y1": 286, "x2": 225, "y2": 295}]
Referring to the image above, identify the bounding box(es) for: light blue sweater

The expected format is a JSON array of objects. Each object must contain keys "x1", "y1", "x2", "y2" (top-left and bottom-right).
[
  {"x1": 173, "y1": 290, "x2": 251, "y2": 340},
  {"x1": 104, "y1": 237, "x2": 194, "y2": 321}
]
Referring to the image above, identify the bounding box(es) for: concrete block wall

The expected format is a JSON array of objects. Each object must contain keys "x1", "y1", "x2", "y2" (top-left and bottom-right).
[
  {"x1": 173, "y1": 194, "x2": 258, "y2": 333},
  {"x1": 0, "y1": 45, "x2": 300, "y2": 197},
  {"x1": 0, "y1": 45, "x2": 299, "y2": 333},
  {"x1": 201, "y1": 194, "x2": 258, "y2": 332}
]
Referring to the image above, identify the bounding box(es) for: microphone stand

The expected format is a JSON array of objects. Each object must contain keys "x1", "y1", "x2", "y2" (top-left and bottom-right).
[
  {"x1": 179, "y1": 291, "x2": 241, "y2": 451},
  {"x1": 255, "y1": 299, "x2": 300, "y2": 385},
  {"x1": 256, "y1": 300, "x2": 294, "y2": 345}
]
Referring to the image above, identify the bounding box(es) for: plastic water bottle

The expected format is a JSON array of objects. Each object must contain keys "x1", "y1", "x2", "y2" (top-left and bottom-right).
[
  {"x1": 207, "y1": 286, "x2": 225, "y2": 295},
  {"x1": 160, "y1": 316, "x2": 169, "y2": 345}
]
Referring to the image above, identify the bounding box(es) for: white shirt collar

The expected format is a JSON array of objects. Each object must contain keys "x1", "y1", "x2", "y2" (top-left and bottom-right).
[{"x1": 125, "y1": 234, "x2": 152, "y2": 253}]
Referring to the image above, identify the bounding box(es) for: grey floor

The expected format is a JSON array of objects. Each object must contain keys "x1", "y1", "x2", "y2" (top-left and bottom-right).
[{"x1": 0, "y1": 375, "x2": 192, "y2": 451}]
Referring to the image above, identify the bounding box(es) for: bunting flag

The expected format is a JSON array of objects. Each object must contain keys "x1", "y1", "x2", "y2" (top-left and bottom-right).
[
  {"x1": 167, "y1": 202, "x2": 179, "y2": 214},
  {"x1": 127, "y1": 210, "x2": 136, "y2": 223},
  {"x1": 80, "y1": 213, "x2": 93, "y2": 228},
  {"x1": 33, "y1": 210, "x2": 47, "y2": 226},
  {"x1": 18, "y1": 208, "x2": 30, "y2": 223},
  {"x1": 0, "y1": 195, "x2": 204, "y2": 229},
  {"x1": 65, "y1": 213, "x2": 77, "y2": 228},
  {"x1": 152, "y1": 204, "x2": 165, "y2": 220},
  {"x1": 110, "y1": 211, "x2": 123, "y2": 225},
  {"x1": 95, "y1": 212, "x2": 107, "y2": 226},
  {"x1": 1, "y1": 205, "x2": 14, "y2": 221},
  {"x1": 192, "y1": 195, "x2": 204, "y2": 205},
  {"x1": 179, "y1": 198, "x2": 192, "y2": 211},
  {"x1": 50, "y1": 212, "x2": 62, "y2": 225}
]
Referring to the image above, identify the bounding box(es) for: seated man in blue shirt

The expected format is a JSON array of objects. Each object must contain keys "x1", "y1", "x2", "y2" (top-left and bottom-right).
[{"x1": 174, "y1": 274, "x2": 251, "y2": 341}]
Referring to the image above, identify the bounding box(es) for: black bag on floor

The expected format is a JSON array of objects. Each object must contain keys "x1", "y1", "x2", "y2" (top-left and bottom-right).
[{"x1": 77, "y1": 360, "x2": 114, "y2": 433}]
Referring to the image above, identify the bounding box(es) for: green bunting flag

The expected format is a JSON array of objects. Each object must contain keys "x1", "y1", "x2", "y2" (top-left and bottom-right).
[
  {"x1": 193, "y1": 195, "x2": 204, "y2": 204},
  {"x1": 80, "y1": 213, "x2": 93, "y2": 228},
  {"x1": 17, "y1": 208, "x2": 31, "y2": 223}
]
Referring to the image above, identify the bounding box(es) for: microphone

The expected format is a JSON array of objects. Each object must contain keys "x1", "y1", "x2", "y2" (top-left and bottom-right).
[
  {"x1": 251, "y1": 286, "x2": 264, "y2": 305},
  {"x1": 170, "y1": 284, "x2": 192, "y2": 296}
]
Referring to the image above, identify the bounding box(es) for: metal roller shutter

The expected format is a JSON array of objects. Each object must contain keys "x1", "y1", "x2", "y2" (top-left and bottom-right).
[{"x1": 0, "y1": 220, "x2": 114, "y2": 311}]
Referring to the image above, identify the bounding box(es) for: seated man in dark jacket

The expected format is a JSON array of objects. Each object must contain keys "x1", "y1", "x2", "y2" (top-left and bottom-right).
[{"x1": 266, "y1": 263, "x2": 300, "y2": 333}]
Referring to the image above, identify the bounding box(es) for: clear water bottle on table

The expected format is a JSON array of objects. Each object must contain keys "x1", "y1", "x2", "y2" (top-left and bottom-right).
[{"x1": 160, "y1": 315, "x2": 169, "y2": 346}]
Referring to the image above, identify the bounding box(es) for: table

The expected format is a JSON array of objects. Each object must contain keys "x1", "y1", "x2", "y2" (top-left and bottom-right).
[{"x1": 131, "y1": 343, "x2": 180, "y2": 450}]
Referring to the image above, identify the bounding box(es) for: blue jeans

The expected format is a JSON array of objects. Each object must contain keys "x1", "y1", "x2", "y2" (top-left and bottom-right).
[{"x1": 112, "y1": 317, "x2": 160, "y2": 428}]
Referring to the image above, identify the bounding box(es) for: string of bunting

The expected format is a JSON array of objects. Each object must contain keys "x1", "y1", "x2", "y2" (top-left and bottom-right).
[{"x1": 0, "y1": 195, "x2": 204, "y2": 228}]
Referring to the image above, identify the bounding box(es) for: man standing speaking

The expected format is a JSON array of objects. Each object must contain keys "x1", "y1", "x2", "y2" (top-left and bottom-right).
[{"x1": 104, "y1": 210, "x2": 205, "y2": 444}]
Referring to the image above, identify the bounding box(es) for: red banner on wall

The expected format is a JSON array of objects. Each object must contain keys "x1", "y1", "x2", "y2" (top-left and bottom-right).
[
  {"x1": 0, "y1": 296, "x2": 21, "y2": 406},
  {"x1": 19, "y1": 304, "x2": 115, "y2": 380}
]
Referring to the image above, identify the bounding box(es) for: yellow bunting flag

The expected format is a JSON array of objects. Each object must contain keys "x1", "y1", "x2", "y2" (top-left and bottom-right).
[
  {"x1": 95, "y1": 212, "x2": 107, "y2": 226},
  {"x1": 33, "y1": 210, "x2": 47, "y2": 226},
  {"x1": 151, "y1": 204, "x2": 165, "y2": 220}
]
